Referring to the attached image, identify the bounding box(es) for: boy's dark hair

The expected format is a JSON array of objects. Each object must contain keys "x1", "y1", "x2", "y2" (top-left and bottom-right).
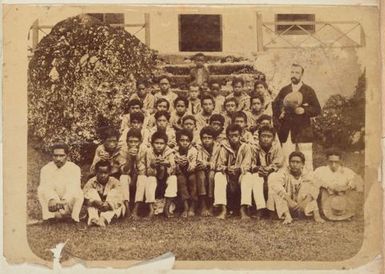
[
  {"x1": 210, "y1": 80, "x2": 221, "y2": 89},
  {"x1": 176, "y1": 128, "x2": 194, "y2": 142},
  {"x1": 182, "y1": 115, "x2": 196, "y2": 125},
  {"x1": 232, "y1": 77, "x2": 244, "y2": 87},
  {"x1": 154, "y1": 110, "x2": 171, "y2": 121},
  {"x1": 188, "y1": 82, "x2": 200, "y2": 89},
  {"x1": 258, "y1": 125, "x2": 276, "y2": 137},
  {"x1": 231, "y1": 111, "x2": 248, "y2": 123},
  {"x1": 174, "y1": 96, "x2": 189, "y2": 108},
  {"x1": 193, "y1": 52, "x2": 206, "y2": 61},
  {"x1": 103, "y1": 127, "x2": 119, "y2": 141},
  {"x1": 209, "y1": 114, "x2": 225, "y2": 126},
  {"x1": 289, "y1": 151, "x2": 305, "y2": 163},
  {"x1": 158, "y1": 75, "x2": 171, "y2": 83},
  {"x1": 151, "y1": 130, "x2": 168, "y2": 144},
  {"x1": 155, "y1": 98, "x2": 170, "y2": 110},
  {"x1": 126, "y1": 128, "x2": 142, "y2": 142},
  {"x1": 200, "y1": 126, "x2": 216, "y2": 139},
  {"x1": 200, "y1": 95, "x2": 215, "y2": 106},
  {"x1": 95, "y1": 160, "x2": 112, "y2": 172},
  {"x1": 130, "y1": 112, "x2": 145, "y2": 124},
  {"x1": 256, "y1": 114, "x2": 272, "y2": 124},
  {"x1": 226, "y1": 123, "x2": 243, "y2": 136},
  {"x1": 128, "y1": 98, "x2": 143, "y2": 109},
  {"x1": 224, "y1": 97, "x2": 238, "y2": 108},
  {"x1": 250, "y1": 93, "x2": 265, "y2": 106},
  {"x1": 136, "y1": 79, "x2": 149, "y2": 87},
  {"x1": 326, "y1": 148, "x2": 342, "y2": 159},
  {"x1": 51, "y1": 142, "x2": 69, "y2": 154},
  {"x1": 254, "y1": 80, "x2": 268, "y2": 91}
]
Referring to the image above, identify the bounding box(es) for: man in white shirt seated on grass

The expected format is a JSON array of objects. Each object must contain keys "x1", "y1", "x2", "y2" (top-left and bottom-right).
[{"x1": 37, "y1": 142, "x2": 84, "y2": 223}]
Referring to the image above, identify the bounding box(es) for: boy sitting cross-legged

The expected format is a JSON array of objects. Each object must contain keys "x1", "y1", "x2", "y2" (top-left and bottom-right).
[
  {"x1": 133, "y1": 131, "x2": 177, "y2": 219},
  {"x1": 212, "y1": 124, "x2": 252, "y2": 219},
  {"x1": 83, "y1": 160, "x2": 129, "y2": 227},
  {"x1": 196, "y1": 126, "x2": 220, "y2": 216},
  {"x1": 175, "y1": 129, "x2": 198, "y2": 217}
]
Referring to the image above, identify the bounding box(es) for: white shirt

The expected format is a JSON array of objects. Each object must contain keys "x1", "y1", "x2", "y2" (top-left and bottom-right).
[
  {"x1": 39, "y1": 161, "x2": 82, "y2": 201},
  {"x1": 313, "y1": 166, "x2": 362, "y2": 192},
  {"x1": 291, "y1": 81, "x2": 303, "y2": 93}
]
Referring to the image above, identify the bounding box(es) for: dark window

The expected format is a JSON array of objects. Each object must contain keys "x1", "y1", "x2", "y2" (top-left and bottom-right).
[
  {"x1": 275, "y1": 14, "x2": 315, "y2": 35},
  {"x1": 179, "y1": 14, "x2": 222, "y2": 52},
  {"x1": 87, "y1": 13, "x2": 125, "y2": 26}
]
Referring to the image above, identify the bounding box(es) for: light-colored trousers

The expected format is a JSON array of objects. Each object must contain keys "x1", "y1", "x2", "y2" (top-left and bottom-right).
[
  {"x1": 85, "y1": 188, "x2": 125, "y2": 225},
  {"x1": 135, "y1": 175, "x2": 177, "y2": 203},
  {"x1": 214, "y1": 172, "x2": 263, "y2": 207},
  {"x1": 282, "y1": 132, "x2": 313, "y2": 171},
  {"x1": 119, "y1": 175, "x2": 131, "y2": 201},
  {"x1": 37, "y1": 186, "x2": 84, "y2": 222},
  {"x1": 240, "y1": 173, "x2": 266, "y2": 210}
]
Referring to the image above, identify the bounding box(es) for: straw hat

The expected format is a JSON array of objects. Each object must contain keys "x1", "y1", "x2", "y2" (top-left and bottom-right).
[
  {"x1": 283, "y1": 91, "x2": 303, "y2": 110},
  {"x1": 320, "y1": 188, "x2": 357, "y2": 221}
]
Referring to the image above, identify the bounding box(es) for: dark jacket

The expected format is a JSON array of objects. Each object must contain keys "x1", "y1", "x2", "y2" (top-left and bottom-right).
[{"x1": 272, "y1": 83, "x2": 321, "y2": 143}]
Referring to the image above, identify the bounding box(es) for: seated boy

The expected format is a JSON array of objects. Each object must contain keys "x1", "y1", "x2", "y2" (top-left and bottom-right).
[
  {"x1": 146, "y1": 98, "x2": 170, "y2": 128},
  {"x1": 83, "y1": 160, "x2": 129, "y2": 227},
  {"x1": 146, "y1": 110, "x2": 176, "y2": 148},
  {"x1": 232, "y1": 111, "x2": 253, "y2": 143},
  {"x1": 120, "y1": 99, "x2": 144, "y2": 133},
  {"x1": 175, "y1": 129, "x2": 198, "y2": 217},
  {"x1": 241, "y1": 125, "x2": 284, "y2": 219},
  {"x1": 196, "y1": 95, "x2": 216, "y2": 131},
  {"x1": 187, "y1": 82, "x2": 202, "y2": 115},
  {"x1": 268, "y1": 151, "x2": 325, "y2": 224},
  {"x1": 170, "y1": 96, "x2": 189, "y2": 131},
  {"x1": 212, "y1": 124, "x2": 252, "y2": 219},
  {"x1": 222, "y1": 97, "x2": 238, "y2": 129},
  {"x1": 118, "y1": 112, "x2": 148, "y2": 148},
  {"x1": 196, "y1": 126, "x2": 219, "y2": 216},
  {"x1": 181, "y1": 115, "x2": 201, "y2": 146},
  {"x1": 90, "y1": 128, "x2": 126, "y2": 179},
  {"x1": 209, "y1": 114, "x2": 226, "y2": 144},
  {"x1": 314, "y1": 150, "x2": 363, "y2": 221},
  {"x1": 129, "y1": 79, "x2": 155, "y2": 116},
  {"x1": 245, "y1": 93, "x2": 265, "y2": 130},
  {"x1": 226, "y1": 77, "x2": 250, "y2": 111},
  {"x1": 134, "y1": 131, "x2": 177, "y2": 218}
]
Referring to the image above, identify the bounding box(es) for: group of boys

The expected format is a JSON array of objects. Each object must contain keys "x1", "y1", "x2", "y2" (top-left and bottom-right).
[{"x1": 37, "y1": 56, "x2": 363, "y2": 227}]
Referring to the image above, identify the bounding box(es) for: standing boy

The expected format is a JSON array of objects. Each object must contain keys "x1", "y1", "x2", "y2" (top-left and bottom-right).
[
  {"x1": 190, "y1": 53, "x2": 210, "y2": 87},
  {"x1": 187, "y1": 82, "x2": 202, "y2": 115}
]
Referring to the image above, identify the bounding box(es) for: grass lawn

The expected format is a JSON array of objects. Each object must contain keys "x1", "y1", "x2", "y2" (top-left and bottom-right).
[{"x1": 26, "y1": 140, "x2": 365, "y2": 262}]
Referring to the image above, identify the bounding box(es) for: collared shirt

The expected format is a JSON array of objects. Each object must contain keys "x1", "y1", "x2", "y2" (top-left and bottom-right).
[
  {"x1": 226, "y1": 93, "x2": 251, "y2": 111},
  {"x1": 175, "y1": 145, "x2": 198, "y2": 173},
  {"x1": 83, "y1": 176, "x2": 128, "y2": 205},
  {"x1": 39, "y1": 161, "x2": 81, "y2": 201},
  {"x1": 170, "y1": 112, "x2": 188, "y2": 131},
  {"x1": 154, "y1": 90, "x2": 178, "y2": 111},
  {"x1": 313, "y1": 166, "x2": 362, "y2": 192},
  {"x1": 251, "y1": 142, "x2": 284, "y2": 171},
  {"x1": 187, "y1": 99, "x2": 201, "y2": 115},
  {"x1": 195, "y1": 111, "x2": 214, "y2": 131},
  {"x1": 291, "y1": 81, "x2": 303, "y2": 93},
  {"x1": 90, "y1": 144, "x2": 126, "y2": 175}
]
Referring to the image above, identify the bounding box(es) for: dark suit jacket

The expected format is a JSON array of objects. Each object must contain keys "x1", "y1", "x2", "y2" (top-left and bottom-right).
[{"x1": 272, "y1": 83, "x2": 321, "y2": 143}]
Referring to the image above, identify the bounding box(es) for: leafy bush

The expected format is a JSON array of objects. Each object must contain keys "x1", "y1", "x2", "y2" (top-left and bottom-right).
[
  {"x1": 313, "y1": 71, "x2": 365, "y2": 150},
  {"x1": 28, "y1": 14, "x2": 157, "y2": 163}
]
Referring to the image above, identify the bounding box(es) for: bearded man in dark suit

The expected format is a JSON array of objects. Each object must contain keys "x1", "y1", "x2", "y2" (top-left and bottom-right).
[{"x1": 272, "y1": 64, "x2": 321, "y2": 171}]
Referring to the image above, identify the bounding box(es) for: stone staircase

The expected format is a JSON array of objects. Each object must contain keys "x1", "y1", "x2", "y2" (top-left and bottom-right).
[{"x1": 156, "y1": 53, "x2": 264, "y2": 89}]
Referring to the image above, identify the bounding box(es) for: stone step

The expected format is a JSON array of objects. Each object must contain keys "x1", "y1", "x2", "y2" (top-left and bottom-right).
[
  {"x1": 160, "y1": 62, "x2": 257, "y2": 76},
  {"x1": 168, "y1": 73, "x2": 257, "y2": 87}
]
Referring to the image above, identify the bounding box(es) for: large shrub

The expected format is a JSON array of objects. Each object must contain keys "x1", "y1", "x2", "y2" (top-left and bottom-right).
[
  {"x1": 28, "y1": 14, "x2": 157, "y2": 163},
  {"x1": 313, "y1": 71, "x2": 365, "y2": 150}
]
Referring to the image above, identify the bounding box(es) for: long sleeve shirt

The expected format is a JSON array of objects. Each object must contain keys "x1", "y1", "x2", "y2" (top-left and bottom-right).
[{"x1": 39, "y1": 161, "x2": 82, "y2": 201}]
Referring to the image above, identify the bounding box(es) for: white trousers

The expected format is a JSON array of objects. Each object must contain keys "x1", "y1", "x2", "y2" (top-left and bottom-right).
[
  {"x1": 282, "y1": 131, "x2": 313, "y2": 171},
  {"x1": 240, "y1": 173, "x2": 266, "y2": 209},
  {"x1": 38, "y1": 186, "x2": 84, "y2": 222},
  {"x1": 135, "y1": 175, "x2": 177, "y2": 203}
]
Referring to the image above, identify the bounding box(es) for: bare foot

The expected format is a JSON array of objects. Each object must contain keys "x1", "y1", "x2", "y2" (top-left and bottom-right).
[
  {"x1": 240, "y1": 206, "x2": 250, "y2": 220},
  {"x1": 181, "y1": 211, "x2": 188, "y2": 218},
  {"x1": 216, "y1": 206, "x2": 227, "y2": 220},
  {"x1": 314, "y1": 212, "x2": 325, "y2": 223},
  {"x1": 201, "y1": 209, "x2": 212, "y2": 217},
  {"x1": 188, "y1": 209, "x2": 195, "y2": 217},
  {"x1": 97, "y1": 217, "x2": 107, "y2": 227},
  {"x1": 132, "y1": 214, "x2": 140, "y2": 220},
  {"x1": 283, "y1": 216, "x2": 293, "y2": 224}
]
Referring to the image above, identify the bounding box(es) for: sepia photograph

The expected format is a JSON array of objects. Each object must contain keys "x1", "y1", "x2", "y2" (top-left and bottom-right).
[{"x1": 2, "y1": 3, "x2": 383, "y2": 270}]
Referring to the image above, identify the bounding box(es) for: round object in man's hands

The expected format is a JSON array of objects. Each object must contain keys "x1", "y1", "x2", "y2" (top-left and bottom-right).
[{"x1": 283, "y1": 91, "x2": 303, "y2": 111}]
